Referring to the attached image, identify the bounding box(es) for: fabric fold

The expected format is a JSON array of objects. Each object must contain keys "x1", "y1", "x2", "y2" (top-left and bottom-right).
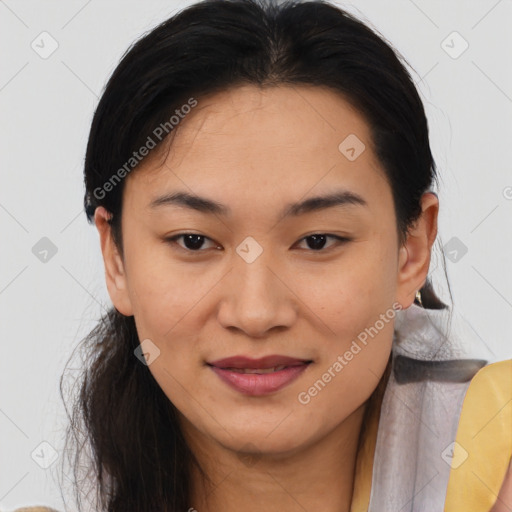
[{"x1": 367, "y1": 303, "x2": 492, "y2": 511}]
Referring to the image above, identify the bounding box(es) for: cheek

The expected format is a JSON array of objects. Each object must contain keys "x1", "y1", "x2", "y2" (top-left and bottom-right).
[
  {"x1": 127, "y1": 272, "x2": 205, "y2": 391},
  {"x1": 297, "y1": 312, "x2": 394, "y2": 435},
  {"x1": 125, "y1": 241, "x2": 207, "y2": 339},
  {"x1": 296, "y1": 242, "x2": 397, "y2": 333},
  {"x1": 292, "y1": 242, "x2": 396, "y2": 409}
]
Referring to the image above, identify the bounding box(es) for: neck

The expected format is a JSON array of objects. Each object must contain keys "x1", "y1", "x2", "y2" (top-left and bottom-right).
[{"x1": 183, "y1": 402, "x2": 368, "y2": 512}]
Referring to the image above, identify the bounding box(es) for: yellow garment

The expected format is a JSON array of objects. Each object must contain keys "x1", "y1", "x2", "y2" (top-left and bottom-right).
[
  {"x1": 351, "y1": 359, "x2": 512, "y2": 511},
  {"x1": 444, "y1": 359, "x2": 512, "y2": 510}
]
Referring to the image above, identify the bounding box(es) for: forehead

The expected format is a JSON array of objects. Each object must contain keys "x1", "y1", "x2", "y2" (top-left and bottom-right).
[{"x1": 123, "y1": 84, "x2": 390, "y2": 217}]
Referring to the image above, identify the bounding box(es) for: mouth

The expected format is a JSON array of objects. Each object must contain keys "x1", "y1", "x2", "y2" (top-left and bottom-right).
[
  {"x1": 207, "y1": 355, "x2": 313, "y2": 395},
  {"x1": 215, "y1": 364, "x2": 303, "y2": 374}
]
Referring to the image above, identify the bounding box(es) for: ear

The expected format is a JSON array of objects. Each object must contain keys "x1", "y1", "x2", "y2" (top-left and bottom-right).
[
  {"x1": 396, "y1": 192, "x2": 439, "y2": 309},
  {"x1": 94, "y1": 206, "x2": 134, "y2": 316}
]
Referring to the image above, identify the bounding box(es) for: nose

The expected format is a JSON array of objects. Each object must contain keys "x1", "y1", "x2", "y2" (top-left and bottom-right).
[{"x1": 216, "y1": 245, "x2": 298, "y2": 338}]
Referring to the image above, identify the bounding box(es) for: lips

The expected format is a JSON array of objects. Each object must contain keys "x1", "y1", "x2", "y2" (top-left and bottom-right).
[
  {"x1": 207, "y1": 355, "x2": 312, "y2": 396},
  {"x1": 208, "y1": 355, "x2": 312, "y2": 371}
]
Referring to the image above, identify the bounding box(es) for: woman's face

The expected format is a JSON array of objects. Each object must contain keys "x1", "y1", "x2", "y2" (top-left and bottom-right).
[{"x1": 96, "y1": 84, "x2": 437, "y2": 458}]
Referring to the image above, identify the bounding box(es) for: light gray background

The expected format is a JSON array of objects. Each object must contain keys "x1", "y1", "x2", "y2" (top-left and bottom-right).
[{"x1": 1, "y1": 0, "x2": 511, "y2": 510}]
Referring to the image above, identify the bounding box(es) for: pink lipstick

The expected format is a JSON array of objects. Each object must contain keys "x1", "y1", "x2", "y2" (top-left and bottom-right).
[{"x1": 207, "y1": 355, "x2": 312, "y2": 396}]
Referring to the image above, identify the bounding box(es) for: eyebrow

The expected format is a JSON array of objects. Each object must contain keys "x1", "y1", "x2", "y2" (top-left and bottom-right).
[{"x1": 148, "y1": 189, "x2": 368, "y2": 219}]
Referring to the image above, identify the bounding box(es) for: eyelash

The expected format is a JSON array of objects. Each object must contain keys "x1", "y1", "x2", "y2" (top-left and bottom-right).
[{"x1": 164, "y1": 233, "x2": 351, "y2": 254}]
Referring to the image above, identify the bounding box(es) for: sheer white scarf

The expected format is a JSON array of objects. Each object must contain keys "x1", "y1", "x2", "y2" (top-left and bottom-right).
[{"x1": 368, "y1": 302, "x2": 492, "y2": 510}]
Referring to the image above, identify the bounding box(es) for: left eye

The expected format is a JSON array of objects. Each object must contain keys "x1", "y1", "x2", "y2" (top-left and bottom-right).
[
  {"x1": 295, "y1": 234, "x2": 349, "y2": 251},
  {"x1": 165, "y1": 233, "x2": 349, "y2": 252}
]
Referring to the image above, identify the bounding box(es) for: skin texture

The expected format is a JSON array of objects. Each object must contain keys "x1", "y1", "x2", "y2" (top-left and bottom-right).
[
  {"x1": 94, "y1": 84, "x2": 439, "y2": 511},
  {"x1": 490, "y1": 458, "x2": 512, "y2": 512}
]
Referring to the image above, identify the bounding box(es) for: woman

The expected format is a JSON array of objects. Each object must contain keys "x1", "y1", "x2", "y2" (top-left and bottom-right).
[{"x1": 15, "y1": 0, "x2": 511, "y2": 510}]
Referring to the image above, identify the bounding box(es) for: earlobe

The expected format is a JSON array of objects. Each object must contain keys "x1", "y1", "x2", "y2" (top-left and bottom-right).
[
  {"x1": 396, "y1": 192, "x2": 439, "y2": 308},
  {"x1": 94, "y1": 207, "x2": 134, "y2": 316}
]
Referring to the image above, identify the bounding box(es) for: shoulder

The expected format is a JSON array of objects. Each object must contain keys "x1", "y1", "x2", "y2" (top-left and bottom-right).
[{"x1": 444, "y1": 358, "x2": 512, "y2": 511}]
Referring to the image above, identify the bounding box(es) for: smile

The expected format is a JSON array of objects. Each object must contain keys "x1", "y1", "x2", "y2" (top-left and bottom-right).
[{"x1": 207, "y1": 355, "x2": 312, "y2": 396}]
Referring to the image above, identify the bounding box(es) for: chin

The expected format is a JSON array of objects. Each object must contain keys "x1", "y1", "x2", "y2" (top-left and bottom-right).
[{"x1": 218, "y1": 426, "x2": 313, "y2": 459}]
